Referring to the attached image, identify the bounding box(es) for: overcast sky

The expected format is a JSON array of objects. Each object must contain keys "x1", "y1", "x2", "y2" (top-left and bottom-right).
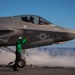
[{"x1": 0, "y1": 0, "x2": 75, "y2": 47}]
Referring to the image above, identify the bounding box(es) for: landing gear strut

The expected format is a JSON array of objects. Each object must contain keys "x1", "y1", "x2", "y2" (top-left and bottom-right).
[{"x1": 18, "y1": 50, "x2": 26, "y2": 68}]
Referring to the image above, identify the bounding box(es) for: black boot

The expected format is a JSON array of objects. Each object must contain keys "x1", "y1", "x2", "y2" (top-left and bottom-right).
[{"x1": 12, "y1": 65, "x2": 19, "y2": 71}]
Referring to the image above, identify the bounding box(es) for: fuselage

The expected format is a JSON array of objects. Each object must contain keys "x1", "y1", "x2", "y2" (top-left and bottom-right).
[{"x1": 0, "y1": 15, "x2": 75, "y2": 49}]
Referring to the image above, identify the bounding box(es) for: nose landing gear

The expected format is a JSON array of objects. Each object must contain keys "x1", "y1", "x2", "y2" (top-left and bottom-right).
[
  {"x1": 18, "y1": 59, "x2": 26, "y2": 68},
  {"x1": 18, "y1": 50, "x2": 26, "y2": 68}
]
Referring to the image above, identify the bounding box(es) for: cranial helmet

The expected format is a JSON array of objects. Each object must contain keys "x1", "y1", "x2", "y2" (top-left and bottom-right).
[{"x1": 18, "y1": 37, "x2": 22, "y2": 40}]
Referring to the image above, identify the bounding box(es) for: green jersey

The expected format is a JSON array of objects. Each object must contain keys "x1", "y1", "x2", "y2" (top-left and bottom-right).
[{"x1": 16, "y1": 38, "x2": 27, "y2": 53}]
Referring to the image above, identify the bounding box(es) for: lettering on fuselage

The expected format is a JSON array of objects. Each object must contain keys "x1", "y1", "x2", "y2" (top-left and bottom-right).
[{"x1": 36, "y1": 33, "x2": 49, "y2": 40}]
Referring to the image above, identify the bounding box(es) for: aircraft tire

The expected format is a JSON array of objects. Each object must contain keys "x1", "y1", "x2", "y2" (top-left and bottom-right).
[{"x1": 18, "y1": 59, "x2": 26, "y2": 68}]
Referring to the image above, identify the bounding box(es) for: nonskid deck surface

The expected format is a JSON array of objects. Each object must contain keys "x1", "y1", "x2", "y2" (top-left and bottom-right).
[{"x1": 0, "y1": 65, "x2": 75, "y2": 75}]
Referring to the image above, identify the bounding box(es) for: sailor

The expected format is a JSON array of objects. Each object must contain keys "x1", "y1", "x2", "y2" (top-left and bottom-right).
[{"x1": 12, "y1": 37, "x2": 27, "y2": 71}]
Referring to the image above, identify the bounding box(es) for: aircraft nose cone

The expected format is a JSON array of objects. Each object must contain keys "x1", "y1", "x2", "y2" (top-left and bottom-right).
[
  {"x1": 65, "y1": 29, "x2": 75, "y2": 34},
  {"x1": 63, "y1": 28, "x2": 75, "y2": 33},
  {"x1": 64, "y1": 28, "x2": 75, "y2": 39}
]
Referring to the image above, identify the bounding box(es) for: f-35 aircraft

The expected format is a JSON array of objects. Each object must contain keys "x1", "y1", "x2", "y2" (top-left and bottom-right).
[{"x1": 0, "y1": 14, "x2": 75, "y2": 67}]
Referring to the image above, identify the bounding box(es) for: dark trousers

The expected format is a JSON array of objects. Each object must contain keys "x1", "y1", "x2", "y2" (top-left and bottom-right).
[{"x1": 13, "y1": 51, "x2": 21, "y2": 70}]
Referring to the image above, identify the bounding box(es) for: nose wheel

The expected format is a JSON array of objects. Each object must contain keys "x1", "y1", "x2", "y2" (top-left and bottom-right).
[
  {"x1": 18, "y1": 59, "x2": 26, "y2": 68},
  {"x1": 18, "y1": 50, "x2": 26, "y2": 68}
]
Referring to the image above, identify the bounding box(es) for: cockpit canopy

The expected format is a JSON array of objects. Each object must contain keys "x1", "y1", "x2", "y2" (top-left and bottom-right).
[{"x1": 13, "y1": 15, "x2": 52, "y2": 25}]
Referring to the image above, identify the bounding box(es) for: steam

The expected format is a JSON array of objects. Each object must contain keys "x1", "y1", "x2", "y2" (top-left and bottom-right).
[
  {"x1": 0, "y1": 47, "x2": 75, "y2": 67},
  {"x1": 0, "y1": 49, "x2": 15, "y2": 65},
  {"x1": 26, "y1": 47, "x2": 75, "y2": 67}
]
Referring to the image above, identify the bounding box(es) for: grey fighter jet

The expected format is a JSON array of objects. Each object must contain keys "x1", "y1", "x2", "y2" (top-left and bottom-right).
[{"x1": 0, "y1": 14, "x2": 75, "y2": 67}]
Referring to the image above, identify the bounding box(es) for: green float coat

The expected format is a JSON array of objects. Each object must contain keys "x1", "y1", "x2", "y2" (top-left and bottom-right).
[{"x1": 16, "y1": 38, "x2": 27, "y2": 53}]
